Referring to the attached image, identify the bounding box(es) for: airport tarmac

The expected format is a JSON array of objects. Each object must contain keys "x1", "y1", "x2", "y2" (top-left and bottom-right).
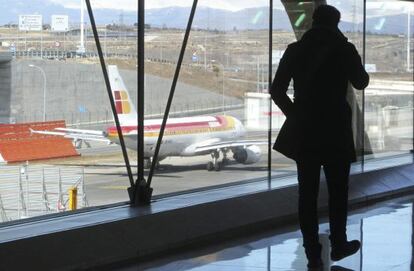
[
  {"x1": 42, "y1": 100, "x2": 413, "y2": 208},
  {"x1": 50, "y1": 141, "x2": 295, "y2": 207}
]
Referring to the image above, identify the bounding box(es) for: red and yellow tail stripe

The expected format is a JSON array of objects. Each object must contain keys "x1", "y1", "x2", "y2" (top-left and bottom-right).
[{"x1": 114, "y1": 90, "x2": 131, "y2": 114}]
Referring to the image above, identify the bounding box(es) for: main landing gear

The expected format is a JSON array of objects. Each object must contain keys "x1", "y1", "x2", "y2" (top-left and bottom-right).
[
  {"x1": 143, "y1": 158, "x2": 160, "y2": 170},
  {"x1": 206, "y1": 149, "x2": 229, "y2": 172}
]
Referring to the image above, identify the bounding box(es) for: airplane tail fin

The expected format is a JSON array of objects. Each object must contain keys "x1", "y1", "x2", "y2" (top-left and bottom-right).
[{"x1": 108, "y1": 65, "x2": 137, "y2": 125}]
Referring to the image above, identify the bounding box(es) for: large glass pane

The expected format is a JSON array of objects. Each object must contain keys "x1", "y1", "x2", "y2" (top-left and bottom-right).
[
  {"x1": 0, "y1": 1, "x2": 136, "y2": 223},
  {"x1": 78, "y1": 0, "x2": 138, "y2": 206},
  {"x1": 270, "y1": 1, "x2": 300, "y2": 178},
  {"x1": 333, "y1": 0, "x2": 365, "y2": 170},
  {"x1": 365, "y1": 0, "x2": 414, "y2": 161},
  {"x1": 145, "y1": 1, "x2": 270, "y2": 195}
]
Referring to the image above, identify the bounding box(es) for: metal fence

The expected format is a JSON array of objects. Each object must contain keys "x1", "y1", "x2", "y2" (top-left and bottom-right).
[
  {"x1": 13, "y1": 50, "x2": 137, "y2": 60},
  {"x1": 0, "y1": 165, "x2": 87, "y2": 222}
]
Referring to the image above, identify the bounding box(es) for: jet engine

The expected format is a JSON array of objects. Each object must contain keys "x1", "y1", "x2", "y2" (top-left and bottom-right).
[{"x1": 233, "y1": 145, "x2": 262, "y2": 164}]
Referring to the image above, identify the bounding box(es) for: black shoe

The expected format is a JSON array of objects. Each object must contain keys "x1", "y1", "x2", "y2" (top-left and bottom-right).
[
  {"x1": 307, "y1": 258, "x2": 323, "y2": 270},
  {"x1": 331, "y1": 240, "x2": 361, "y2": 261}
]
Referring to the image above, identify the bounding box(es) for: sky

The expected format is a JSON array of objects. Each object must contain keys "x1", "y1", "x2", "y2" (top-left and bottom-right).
[
  {"x1": 46, "y1": 0, "x2": 414, "y2": 23},
  {"x1": 49, "y1": 0, "x2": 272, "y2": 11}
]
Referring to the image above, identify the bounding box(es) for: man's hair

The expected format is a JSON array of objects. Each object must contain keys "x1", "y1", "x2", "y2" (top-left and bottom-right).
[{"x1": 312, "y1": 5, "x2": 341, "y2": 27}]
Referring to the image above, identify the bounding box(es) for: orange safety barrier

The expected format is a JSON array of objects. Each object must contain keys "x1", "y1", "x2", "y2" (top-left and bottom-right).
[{"x1": 0, "y1": 121, "x2": 79, "y2": 163}]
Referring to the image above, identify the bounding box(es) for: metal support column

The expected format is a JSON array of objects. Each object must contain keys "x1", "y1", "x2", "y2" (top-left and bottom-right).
[
  {"x1": 362, "y1": 0, "x2": 366, "y2": 171},
  {"x1": 130, "y1": 0, "x2": 153, "y2": 205},
  {"x1": 268, "y1": 0, "x2": 273, "y2": 187},
  {"x1": 412, "y1": 6, "x2": 414, "y2": 157}
]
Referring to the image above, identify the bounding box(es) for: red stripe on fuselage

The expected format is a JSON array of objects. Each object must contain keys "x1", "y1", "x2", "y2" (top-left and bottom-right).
[{"x1": 107, "y1": 116, "x2": 229, "y2": 135}]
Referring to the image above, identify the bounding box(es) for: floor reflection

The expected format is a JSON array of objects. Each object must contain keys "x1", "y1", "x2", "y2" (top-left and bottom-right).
[{"x1": 118, "y1": 196, "x2": 414, "y2": 271}]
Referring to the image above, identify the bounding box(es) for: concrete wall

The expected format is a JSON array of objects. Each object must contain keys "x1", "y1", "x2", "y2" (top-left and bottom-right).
[
  {"x1": 10, "y1": 59, "x2": 242, "y2": 125},
  {"x1": 0, "y1": 53, "x2": 12, "y2": 123}
]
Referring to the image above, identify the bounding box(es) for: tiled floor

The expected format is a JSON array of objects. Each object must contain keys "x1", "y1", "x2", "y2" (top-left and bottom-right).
[{"x1": 117, "y1": 195, "x2": 414, "y2": 271}]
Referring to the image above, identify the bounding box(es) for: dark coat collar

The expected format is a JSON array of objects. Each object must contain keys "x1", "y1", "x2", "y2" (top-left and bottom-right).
[{"x1": 300, "y1": 26, "x2": 348, "y2": 44}]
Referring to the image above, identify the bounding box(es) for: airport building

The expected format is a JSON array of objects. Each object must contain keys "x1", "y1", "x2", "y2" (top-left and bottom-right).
[{"x1": 0, "y1": 0, "x2": 414, "y2": 270}]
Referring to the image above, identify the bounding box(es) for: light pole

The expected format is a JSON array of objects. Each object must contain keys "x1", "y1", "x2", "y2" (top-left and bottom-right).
[
  {"x1": 212, "y1": 61, "x2": 225, "y2": 114},
  {"x1": 220, "y1": 63, "x2": 225, "y2": 114},
  {"x1": 29, "y1": 64, "x2": 47, "y2": 122},
  {"x1": 197, "y1": 44, "x2": 207, "y2": 71},
  {"x1": 78, "y1": 0, "x2": 86, "y2": 54}
]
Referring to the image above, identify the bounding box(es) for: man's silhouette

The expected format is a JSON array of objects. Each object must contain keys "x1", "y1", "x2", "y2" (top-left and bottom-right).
[{"x1": 271, "y1": 5, "x2": 369, "y2": 269}]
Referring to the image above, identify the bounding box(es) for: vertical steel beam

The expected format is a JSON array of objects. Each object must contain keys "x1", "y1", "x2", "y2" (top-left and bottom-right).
[
  {"x1": 137, "y1": 0, "x2": 145, "y2": 192},
  {"x1": 362, "y1": 0, "x2": 366, "y2": 171},
  {"x1": 412, "y1": 6, "x2": 414, "y2": 157},
  {"x1": 359, "y1": 219, "x2": 364, "y2": 270},
  {"x1": 268, "y1": 0, "x2": 273, "y2": 187},
  {"x1": 411, "y1": 203, "x2": 414, "y2": 271},
  {"x1": 267, "y1": 246, "x2": 271, "y2": 270},
  {"x1": 146, "y1": 0, "x2": 199, "y2": 187},
  {"x1": 131, "y1": 0, "x2": 153, "y2": 206},
  {"x1": 84, "y1": 0, "x2": 135, "y2": 189}
]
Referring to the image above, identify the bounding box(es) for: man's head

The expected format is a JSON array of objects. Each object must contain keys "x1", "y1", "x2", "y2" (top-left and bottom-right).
[{"x1": 312, "y1": 5, "x2": 341, "y2": 28}]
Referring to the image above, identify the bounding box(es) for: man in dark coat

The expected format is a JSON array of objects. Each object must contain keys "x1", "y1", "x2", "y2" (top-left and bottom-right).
[{"x1": 271, "y1": 5, "x2": 369, "y2": 269}]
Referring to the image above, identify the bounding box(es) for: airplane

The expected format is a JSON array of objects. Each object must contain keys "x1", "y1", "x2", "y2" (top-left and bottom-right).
[{"x1": 32, "y1": 65, "x2": 265, "y2": 171}]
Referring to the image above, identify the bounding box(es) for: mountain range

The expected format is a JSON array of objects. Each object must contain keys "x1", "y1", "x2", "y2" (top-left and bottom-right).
[
  {"x1": 0, "y1": 2, "x2": 411, "y2": 35},
  {"x1": 0, "y1": 0, "x2": 135, "y2": 26},
  {"x1": 146, "y1": 6, "x2": 412, "y2": 35}
]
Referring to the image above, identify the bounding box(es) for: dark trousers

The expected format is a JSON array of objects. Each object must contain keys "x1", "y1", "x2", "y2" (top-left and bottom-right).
[{"x1": 296, "y1": 154, "x2": 350, "y2": 258}]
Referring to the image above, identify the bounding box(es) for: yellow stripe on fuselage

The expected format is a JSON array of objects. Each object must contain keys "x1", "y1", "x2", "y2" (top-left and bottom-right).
[{"x1": 107, "y1": 116, "x2": 236, "y2": 139}]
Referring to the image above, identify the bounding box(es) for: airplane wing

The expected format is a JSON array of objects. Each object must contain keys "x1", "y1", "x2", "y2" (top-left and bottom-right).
[
  {"x1": 30, "y1": 128, "x2": 111, "y2": 143},
  {"x1": 55, "y1": 127, "x2": 105, "y2": 136},
  {"x1": 193, "y1": 139, "x2": 267, "y2": 154}
]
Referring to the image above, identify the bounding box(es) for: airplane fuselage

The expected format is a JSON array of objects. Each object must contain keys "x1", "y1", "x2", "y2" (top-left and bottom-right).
[
  {"x1": 30, "y1": 65, "x2": 262, "y2": 171},
  {"x1": 106, "y1": 115, "x2": 245, "y2": 158}
]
